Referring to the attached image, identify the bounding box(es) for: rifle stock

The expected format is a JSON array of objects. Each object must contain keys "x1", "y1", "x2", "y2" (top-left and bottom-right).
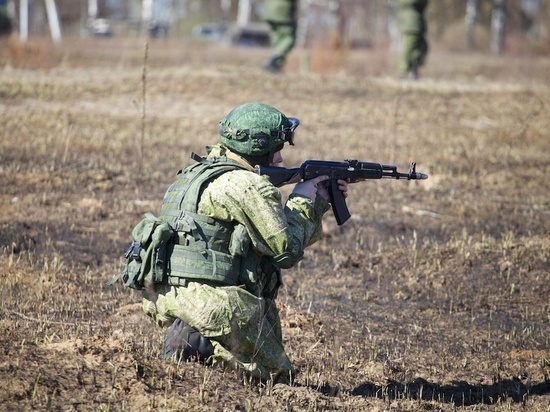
[{"x1": 255, "y1": 159, "x2": 428, "y2": 225}]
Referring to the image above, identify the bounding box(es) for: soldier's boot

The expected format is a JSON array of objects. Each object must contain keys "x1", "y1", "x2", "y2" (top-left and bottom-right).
[
  {"x1": 407, "y1": 66, "x2": 419, "y2": 80},
  {"x1": 262, "y1": 55, "x2": 284, "y2": 73},
  {"x1": 399, "y1": 66, "x2": 418, "y2": 81},
  {"x1": 163, "y1": 318, "x2": 214, "y2": 364}
]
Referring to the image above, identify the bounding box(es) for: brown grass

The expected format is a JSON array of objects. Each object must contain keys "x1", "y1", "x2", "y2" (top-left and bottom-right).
[{"x1": 0, "y1": 37, "x2": 549, "y2": 411}]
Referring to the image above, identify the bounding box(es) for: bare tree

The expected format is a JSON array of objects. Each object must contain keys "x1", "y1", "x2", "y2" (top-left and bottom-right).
[
  {"x1": 465, "y1": 0, "x2": 479, "y2": 48},
  {"x1": 465, "y1": 0, "x2": 508, "y2": 54},
  {"x1": 491, "y1": 0, "x2": 506, "y2": 54}
]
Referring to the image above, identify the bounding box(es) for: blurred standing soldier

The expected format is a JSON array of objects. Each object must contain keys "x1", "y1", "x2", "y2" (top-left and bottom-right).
[
  {"x1": 0, "y1": 0, "x2": 12, "y2": 36},
  {"x1": 137, "y1": 102, "x2": 348, "y2": 383},
  {"x1": 263, "y1": 0, "x2": 298, "y2": 72},
  {"x1": 397, "y1": 0, "x2": 429, "y2": 79}
]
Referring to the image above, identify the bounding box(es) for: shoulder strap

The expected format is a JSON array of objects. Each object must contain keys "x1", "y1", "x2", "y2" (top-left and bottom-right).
[{"x1": 178, "y1": 154, "x2": 248, "y2": 213}]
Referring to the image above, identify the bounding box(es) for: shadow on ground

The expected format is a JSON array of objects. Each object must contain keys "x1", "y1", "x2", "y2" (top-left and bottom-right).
[{"x1": 347, "y1": 377, "x2": 550, "y2": 406}]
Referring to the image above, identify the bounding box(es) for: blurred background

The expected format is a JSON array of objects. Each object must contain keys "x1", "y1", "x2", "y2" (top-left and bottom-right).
[{"x1": 0, "y1": 0, "x2": 548, "y2": 56}]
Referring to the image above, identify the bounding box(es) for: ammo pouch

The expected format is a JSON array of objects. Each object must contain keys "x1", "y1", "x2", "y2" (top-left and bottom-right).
[
  {"x1": 168, "y1": 217, "x2": 280, "y2": 298},
  {"x1": 114, "y1": 212, "x2": 176, "y2": 290},
  {"x1": 166, "y1": 212, "x2": 246, "y2": 287},
  {"x1": 166, "y1": 212, "x2": 280, "y2": 297}
]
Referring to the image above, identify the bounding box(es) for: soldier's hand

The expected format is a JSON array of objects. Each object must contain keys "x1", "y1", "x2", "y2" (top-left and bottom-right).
[
  {"x1": 315, "y1": 178, "x2": 349, "y2": 202},
  {"x1": 337, "y1": 179, "x2": 349, "y2": 198},
  {"x1": 292, "y1": 175, "x2": 329, "y2": 201}
]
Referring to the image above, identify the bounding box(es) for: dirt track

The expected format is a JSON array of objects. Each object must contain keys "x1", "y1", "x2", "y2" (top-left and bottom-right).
[{"x1": 0, "y1": 38, "x2": 549, "y2": 411}]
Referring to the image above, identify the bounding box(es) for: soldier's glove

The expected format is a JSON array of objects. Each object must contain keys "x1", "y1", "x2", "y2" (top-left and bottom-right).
[{"x1": 164, "y1": 318, "x2": 214, "y2": 364}]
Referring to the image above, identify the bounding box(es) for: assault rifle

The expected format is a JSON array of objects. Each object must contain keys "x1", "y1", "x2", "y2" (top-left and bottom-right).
[{"x1": 255, "y1": 160, "x2": 428, "y2": 225}]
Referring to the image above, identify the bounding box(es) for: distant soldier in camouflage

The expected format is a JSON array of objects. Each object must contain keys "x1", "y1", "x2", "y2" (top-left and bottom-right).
[
  {"x1": 141, "y1": 102, "x2": 348, "y2": 383},
  {"x1": 262, "y1": 0, "x2": 298, "y2": 72},
  {"x1": 397, "y1": 0, "x2": 429, "y2": 79}
]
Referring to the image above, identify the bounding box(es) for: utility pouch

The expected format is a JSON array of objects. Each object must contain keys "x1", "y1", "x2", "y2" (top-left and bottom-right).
[{"x1": 110, "y1": 213, "x2": 176, "y2": 290}]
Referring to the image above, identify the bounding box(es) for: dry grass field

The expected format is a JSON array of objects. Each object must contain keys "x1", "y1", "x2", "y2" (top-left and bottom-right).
[{"x1": 0, "y1": 36, "x2": 549, "y2": 411}]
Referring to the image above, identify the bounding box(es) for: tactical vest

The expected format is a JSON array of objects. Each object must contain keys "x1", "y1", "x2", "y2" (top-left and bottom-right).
[{"x1": 159, "y1": 155, "x2": 281, "y2": 298}]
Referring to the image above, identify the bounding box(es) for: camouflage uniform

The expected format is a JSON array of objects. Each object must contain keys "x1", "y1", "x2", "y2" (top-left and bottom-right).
[
  {"x1": 397, "y1": 0, "x2": 428, "y2": 79},
  {"x1": 263, "y1": 0, "x2": 298, "y2": 72},
  {"x1": 142, "y1": 135, "x2": 329, "y2": 381}
]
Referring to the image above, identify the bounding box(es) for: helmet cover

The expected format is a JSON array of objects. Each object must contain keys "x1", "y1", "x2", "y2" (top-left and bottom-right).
[{"x1": 218, "y1": 102, "x2": 299, "y2": 157}]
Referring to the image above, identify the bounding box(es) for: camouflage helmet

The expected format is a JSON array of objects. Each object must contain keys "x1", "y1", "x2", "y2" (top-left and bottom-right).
[{"x1": 218, "y1": 102, "x2": 299, "y2": 157}]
